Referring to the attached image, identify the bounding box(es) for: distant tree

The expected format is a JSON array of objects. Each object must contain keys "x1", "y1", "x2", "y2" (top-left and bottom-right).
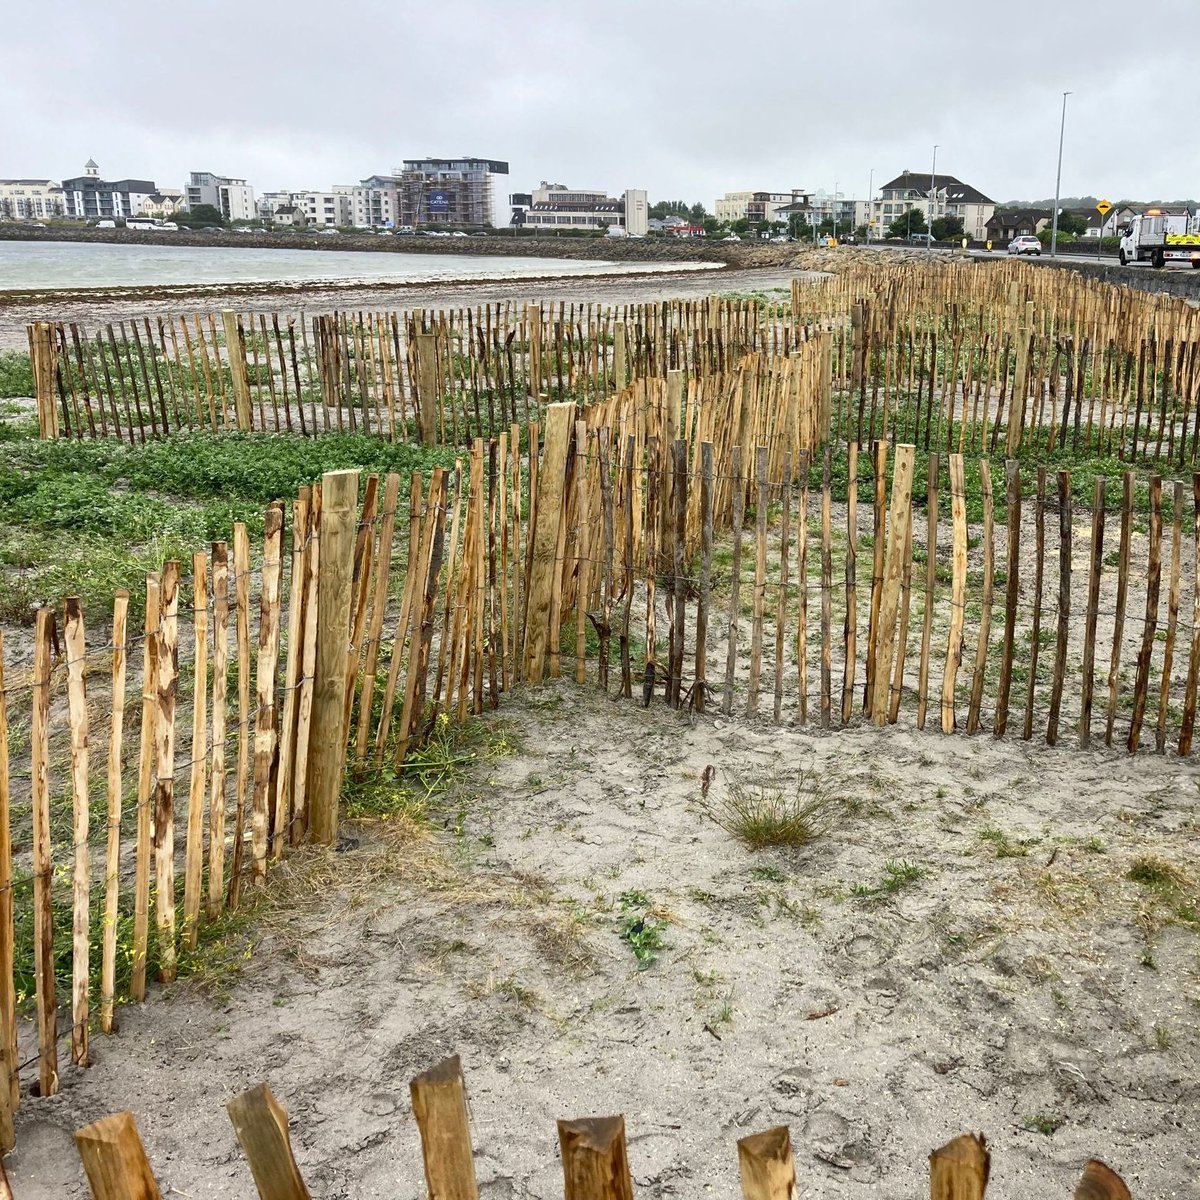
[
  {"x1": 649, "y1": 199, "x2": 691, "y2": 221},
  {"x1": 688, "y1": 202, "x2": 708, "y2": 223},
  {"x1": 177, "y1": 204, "x2": 226, "y2": 228},
  {"x1": 788, "y1": 213, "x2": 807, "y2": 239},
  {"x1": 702, "y1": 216, "x2": 722, "y2": 237},
  {"x1": 931, "y1": 215, "x2": 964, "y2": 241},
  {"x1": 731, "y1": 217, "x2": 751, "y2": 235},
  {"x1": 887, "y1": 208, "x2": 927, "y2": 239},
  {"x1": 1054, "y1": 210, "x2": 1088, "y2": 237}
]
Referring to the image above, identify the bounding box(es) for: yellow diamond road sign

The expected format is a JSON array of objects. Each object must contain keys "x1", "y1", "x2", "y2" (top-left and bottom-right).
[{"x1": 1096, "y1": 199, "x2": 1112, "y2": 216}]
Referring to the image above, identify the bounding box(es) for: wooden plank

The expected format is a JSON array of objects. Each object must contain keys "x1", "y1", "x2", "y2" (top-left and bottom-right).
[
  {"x1": 917, "y1": 452, "x2": 940, "y2": 731},
  {"x1": 523, "y1": 403, "x2": 574, "y2": 685},
  {"x1": 994, "y1": 461, "x2": 1020, "y2": 738},
  {"x1": 1180, "y1": 473, "x2": 1200, "y2": 755},
  {"x1": 307, "y1": 471, "x2": 360, "y2": 844},
  {"x1": 0, "y1": 632, "x2": 15, "y2": 1132},
  {"x1": 31, "y1": 608, "x2": 58, "y2": 1097},
  {"x1": 409, "y1": 1056, "x2": 479, "y2": 1200},
  {"x1": 1075, "y1": 1159, "x2": 1131, "y2": 1200},
  {"x1": 75, "y1": 1111, "x2": 162, "y2": 1200},
  {"x1": 940, "y1": 454, "x2": 967, "y2": 733},
  {"x1": 64, "y1": 597, "x2": 90, "y2": 1067},
  {"x1": 558, "y1": 1116, "x2": 634, "y2": 1200},
  {"x1": 966, "y1": 460, "x2": 994, "y2": 734},
  {"x1": 99, "y1": 593, "x2": 129, "y2": 1035},
  {"x1": 1047, "y1": 471, "x2": 1072, "y2": 745},
  {"x1": 1156, "y1": 480, "x2": 1183, "y2": 751},
  {"x1": 154, "y1": 561, "x2": 180, "y2": 982},
  {"x1": 695, "y1": 441, "x2": 714, "y2": 712},
  {"x1": 183, "y1": 554, "x2": 207, "y2": 949},
  {"x1": 736, "y1": 1126, "x2": 796, "y2": 1200},
  {"x1": 888, "y1": 506, "x2": 914, "y2": 725},
  {"x1": 773, "y1": 453, "x2": 793, "y2": 722},
  {"x1": 747, "y1": 447, "x2": 769, "y2": 716},
  {"x1": 821, "y1": 449, "x2": 833, "y2": 727},
  {"x1": 871, "y1": 444, "x2": 915, "y2": 725},
  {"x1": 207, "y1": 544, "x2": 229, "y2": 916},
  {"x1": 252, "y1": 508, "x2": 284, "y2": 882},
  {"x1": 292, "y1": 489, "x2": 321, "y2": 839},
  {"x1": 670, "y1": 438, "x2": 688, "y2": 706},
  {"x1": 929, "y1": 1132, "x2": 989, "y2": 1200},
  {"x1": 276, "y1": 494, "x2": 309, "y2": 852},
  {"x1": 227, "y1": 1084, "x2": 312, "y2": 1200},
  {"x1": 1079, "y1": 477, "x2": 1106, "y2": 747},
  {"x1": 1128, "y1": 475, "x2": 1162, "y2": 752},
  {"x1": 1023, "y1": 468, "x2": 1047, "y2": 741},
  {"x1": 576, "y1": 422, "x2": 592, "y2": 687},
  {"x1": 1105, "y1": 473, "x2": 1134, "y2": 745},
  {"x1": 722, "y1": 446, "x2": 745, "y2": 714},
  {"x1": 131, "y1": 575, "x2": 158, "y2": 1001},
  {"x1": 221, "y1": 309, "x2": 252, "y2": 431},
  {"x1": 340, "y1": 476, "x2": 380, "y2": 747},
  {"x1": 842, "y1": 442, "x2": 859, "y2": 725},
  {"x1": 795, "y1": 450, "x2": 809, "y2": 723}
]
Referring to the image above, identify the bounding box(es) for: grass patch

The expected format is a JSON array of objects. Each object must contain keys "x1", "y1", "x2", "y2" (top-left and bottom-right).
[
  {"x1": 703, "y1": 766, "x2": 846, "y2": 850},
  {"x1": 0, "y1": 351, "x2": 33, "y2": 399},
  {"x1": 617, "y1": 889, "x2": 668, "y2": 970},
  {"x1": 851, "y1": 860, "x2": 927, "y2": 904}
]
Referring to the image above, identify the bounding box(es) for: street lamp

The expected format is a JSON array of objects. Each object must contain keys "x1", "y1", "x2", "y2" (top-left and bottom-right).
[
  {"x1": 928, "y1": 145, "x2": 938, "y2": 249},
  {"x1": 1050, "y1": 91, "x2": 1072, "y2": 259},
  {"x1": 866, "y1": 168, "x2": 873, "y2": 243},
  {"x1": 833, "y1": 180, "x2": 838, "y2": 242}
]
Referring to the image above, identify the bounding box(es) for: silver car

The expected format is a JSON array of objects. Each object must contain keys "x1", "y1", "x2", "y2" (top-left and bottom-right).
[{"x1": 1008, "y1": 235, "x2": 1042, "y2": 256}]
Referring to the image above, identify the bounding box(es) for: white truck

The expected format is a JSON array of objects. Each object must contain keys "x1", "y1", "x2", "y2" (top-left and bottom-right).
[{"x1": 1118, "y1": 208, "x2": 1200, "y2": 268}]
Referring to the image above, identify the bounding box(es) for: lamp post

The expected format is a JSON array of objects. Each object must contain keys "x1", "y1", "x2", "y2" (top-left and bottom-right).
[
  {"x1": 1050, "y1": 91, "x2": 1072, "y2": 259},
  {"x1": 928, "y1": 145, "x2": 938, "y2": 250},
  {"x1": 833, "y1": 180, "x2": 838, "y2": 242},
  {"x1": 866, "y1": 167, "x2": 873, "y2": 243}
]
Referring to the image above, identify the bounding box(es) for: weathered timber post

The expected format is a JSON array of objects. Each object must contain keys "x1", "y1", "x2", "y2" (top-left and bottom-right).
[
  {"x1": 414, "y1": 332, "x2": 439, "y2": 447},
  {"x1": 306, "y1": 470, "x2": 359, "y2": 844},
  {"x1": 221, "y1": 310, "x2": 252, "y2": 431},
  {"x1": 28, "y1": 321, "x2": 59, "y2": 439},
  {"x1": 410, "y1": 1056, "x2": 479, "y2": 1200}
]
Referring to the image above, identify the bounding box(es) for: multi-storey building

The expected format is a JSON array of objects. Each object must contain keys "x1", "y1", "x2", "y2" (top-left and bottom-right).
[
  {"x1": 395, "y1": 158, "x2": 508, "y2": 227},
  {"x1": 295, "y1": 190, "x2": 352, "y2": 227},
  {"x1": 345, "y1": 175, "x2": 400, "y2": 227},
  {"x1": 513, "y1": 183, "x2": 648, "y2": 235},
  {"x1": 140, "y1": 190, "x2": 186, "y2": 218},
  {"x1": 870, "y1": 172, "x2": 996, "y2": 241},
  {"x1": 716, "y1": 189, "x2": 811, "y2": 225},
  {"x1": 0, "y1": 179, "x2": 64, "y2": 220},
  {"x1": 61, "y1": 161, "x2": 156, "y2": 221},
  {"x1": 186, "y1": 172, "x2": 257, "y2": 222}
]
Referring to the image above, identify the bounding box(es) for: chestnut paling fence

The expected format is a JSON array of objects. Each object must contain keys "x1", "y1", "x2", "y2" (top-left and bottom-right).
[
  {"x1": 0, "y1": 387, "x2": 1197, "y2": 1174},
  {"x1": 61, "y1": 1056, "x2": 1132, "y2": 1199},
  {"x1": 24, "y1": 257, "x2": 1200, "y2": 468}
]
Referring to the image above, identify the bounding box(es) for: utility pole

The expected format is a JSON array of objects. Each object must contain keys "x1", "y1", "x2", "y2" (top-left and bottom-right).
[
  {"x1": 929, "y1": 146, "x2": 938, "y2": 250},
  {"x1": 867, "y1": 167, "x2": 874, "y2": 243},
  {"x1": 833, "y1": 180, "x2": 838, "y2": 242},
  {"x1": 1050, "y1": 91, "x2": 1072, "y2": 259}
]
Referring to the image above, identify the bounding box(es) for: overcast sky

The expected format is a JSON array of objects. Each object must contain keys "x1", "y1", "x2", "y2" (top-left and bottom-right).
[{"x1": 5, "y1": 0, "x2": 1199, "y2": 215}]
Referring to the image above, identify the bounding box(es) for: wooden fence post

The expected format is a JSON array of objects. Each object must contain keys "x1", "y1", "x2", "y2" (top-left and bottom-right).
[
  {"x1": 75, "y1": 1111, "x2": 162, "y2": 1200},
  {"x1": 558, "y1": 1116, "x2": 634, "y2": 1200},
  {"x1": 28, "y1": 321, "x2": 60, "y2": 439},
  {"x1": 736, "y1": 1126, "x2": 796, "y2": 1200},
  {"x1": 929, "y1": 1132, "x2": 989, "y2": 1200},
  {"x1": 228, "y1": 1084, "x2": 312, "y2": 1200},
  {"x1": 221, "y1": 310, "x2": 252, "y2": 432},
  {"x1": 154, "y1": 562, "x2": 180, "y2": 982},
  {"x1": 410, "y1": 1056, "x2": 479, "y2": 1200},
  {"x1": 31, "y1": 608, "x2": 57, "y2": 1098},
  {"x1": 0, "y1": 633, "x2": 14, "y2": 1148},
  {"x1": 415, "y1": 332, "x2": 439, "y2": 447},
  {"x1": 307, "y1": 470, "x2": 359, "y2": 844},
  {"x1": 100, "y1": 592, "x2": 129, "y2": 1034},
  {"x1": 1075, "y1": 1159, "x2": 1131, "y2": 1200},
  {"x1": 64, "y1": 598, "x2": 90, "y2": 1067},
  {"x1": 252, "y1": 507, "x2": 284, "y2": 882},
  {"x1": 871, "y1": 444, "x2": 915, "y2": 724}
]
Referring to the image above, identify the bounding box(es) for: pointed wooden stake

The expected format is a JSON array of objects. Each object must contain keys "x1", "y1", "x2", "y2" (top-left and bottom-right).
[
  {"x1": 737, "y1": 1125, "x2": 796, "y2": 1200},
  {"x1": 929, "y1": 1132, "x2": 989, "y2": 1199},
  {"x1": 410, "y1": 1055, "x2": 479, "y2": 1200},
  {"x1": 227, "y1": 1083, "x2": 311, "y2": 1200},
  {"x1": 558, "y1": 1115, "x2": 634, "y2": 1200},
  {"x1": 74, "y1": 1111, "x2": 162, "y2": 1200},
  {"x1": 1075, "y1": 1159, "x2": 1131, "y2": 1200}
]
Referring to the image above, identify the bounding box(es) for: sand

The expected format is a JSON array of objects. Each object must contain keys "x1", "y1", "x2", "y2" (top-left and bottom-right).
[{"x1": 8, "y1": 681, "x2": 1198, "y2": 1198}]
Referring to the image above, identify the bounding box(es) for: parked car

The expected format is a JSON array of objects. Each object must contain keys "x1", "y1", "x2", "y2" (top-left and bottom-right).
[
  {"x1": 909, "y1": 232, "x2": 936, "y2": 245},
  {"x1": 451, "y1": 231, "x2": 468, "y2": 237},
  {"x1": 722, "y1": 234, "x2": 741, "y2": 242},
  {"x1": 1008, "y1": 235, "x2": 1042, "y2": 256}
]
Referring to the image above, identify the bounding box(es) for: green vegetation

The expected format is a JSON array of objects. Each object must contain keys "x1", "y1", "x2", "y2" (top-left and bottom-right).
[
  {"x1": 851, "y1": 860, "x2": 927, "y2": 904},
  {"x1": 0, "y1": 350, "x2": 34, "y2": 399},
  {"x1": 702, "y1": 767, "x2": 846, "y2": 850},
  {"x1": 617, "y1": 889, "x2": 668, "y2": 970},
  {"x1": 0, "y1": 429, "x2": 456, "y2": 624}
]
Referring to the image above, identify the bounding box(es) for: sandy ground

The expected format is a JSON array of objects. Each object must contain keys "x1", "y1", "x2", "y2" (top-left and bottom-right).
[
  {"x1": 9, "y1": 682, "x2": 1199, "y2": 1199},
  {"x1": 0, "y1": 266, "x2": 800, "y2": 353}
]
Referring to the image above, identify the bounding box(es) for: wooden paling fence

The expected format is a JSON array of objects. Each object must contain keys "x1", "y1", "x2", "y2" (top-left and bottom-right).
[
  {"x1": 1, "y1": 398, "x2": 1198, "y2": 1155},
  {"x1": 800, "y1": 258, "x2": 1200, "y2": 467},
  {"x1": 56, "y1": 1056, "x2": 1132, "y2": 1199},
  {"x1": 24, "y1": 294, "x2": 803, "y2": 447}
]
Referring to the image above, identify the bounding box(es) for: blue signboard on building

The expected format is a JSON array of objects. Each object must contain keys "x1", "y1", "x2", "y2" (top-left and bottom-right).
[{"x1": 429, "y1": 190, "x2": 450, "y2": 214}]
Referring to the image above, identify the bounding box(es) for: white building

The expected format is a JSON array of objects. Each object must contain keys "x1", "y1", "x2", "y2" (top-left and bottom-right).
[
  {"x1": 186, "y1": 172, "x2": 257, "y2": 222},
  {"x1": 140, "y1": 189, "x2": 186, "y2": 218},
  {"x1": 715, "y1": 189, "x2": 811, "y2": 226},
  {"x1": 295, "y1": 190, "x2": 352, "y2": 227},
  {"x1": 516, "y1": 183, "x2": 648, "y2": 235},
  {"x1": 0, "y1": 179, "x2": 64, "y2": 220},
  {"x1": 61, "y1": 161, "x2": 156, "y2": 221},
  {"x1": 869, "y1": 171, "x2": 996, "y2": 241}
]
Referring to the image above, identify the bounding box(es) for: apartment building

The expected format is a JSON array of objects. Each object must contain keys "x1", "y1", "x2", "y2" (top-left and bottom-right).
[
  {"x1": 186, "y1": 172, "x2": 257, "y2": 222},
  {"x1": 514, "y1": 183, "x2": 648, "y2": 235},
  {"x1": 716, "y1": 189, "x2": 812, "y2": 225},
  {"x1": 869, "y1": 171, "x2": 996, "y2": 240},
  {"x1": 61, "y1": 161, "x2": 156, "y2": 221},
  {"x1": 395, "y1": 158, "x2": 508, "y2": 227},
  {"x1": 140, "y1": 190, "x2": 186, "y2": 218},
  {"x1": 0, "y1": 179, "x2": 64, "y2": 220},
  {"x1": 296, "y1": 190, "x2": 352, "y2": 227}
]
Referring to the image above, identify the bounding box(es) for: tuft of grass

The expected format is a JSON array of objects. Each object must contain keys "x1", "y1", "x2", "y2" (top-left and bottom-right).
[
  {"x1": 979, "y1": 827, "x2": 1041, "y2": 859},
  {"x1": 617, "y1": 889, "x2": 668, "y2": 970},
  {"x1": 851, "y1": 860, "x2": 927, "y2": 905},
  {"x1": 1024, "y1": 1113, "x2": 1064, "y2": 1137},
  {"x1": 703, "y1": 767, "x2": 846, "y2": 850}
]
